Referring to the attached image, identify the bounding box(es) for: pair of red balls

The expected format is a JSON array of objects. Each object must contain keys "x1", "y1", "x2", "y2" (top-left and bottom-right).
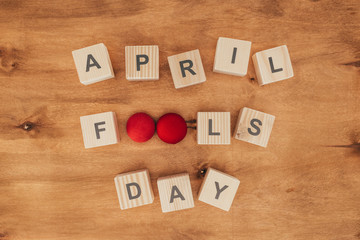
[{"x1": 126, "y1": 112, "x2": 187, "y2": 144}]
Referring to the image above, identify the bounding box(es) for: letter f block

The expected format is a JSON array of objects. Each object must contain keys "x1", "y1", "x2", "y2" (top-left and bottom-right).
[
  {"x1": 233, "y1": 107, "x2": 275, "y2": 147},
  {"x1": 114, "y1": 169, "x2": 154, "y2": 210},
  {"x1": 80, "y1": 112, "x2": 120, "y2": 149},
  {"x1": 168, "y1": 49, "x2": 206, "y2": 89},
  {"x1": 198, "y1": 168, "x2": 240, "y2": 212}
]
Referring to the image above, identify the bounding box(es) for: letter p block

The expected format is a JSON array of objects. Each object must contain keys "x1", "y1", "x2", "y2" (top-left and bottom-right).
[{"x1": 114, "y1": 169, "x2": 154, "y2": 210}]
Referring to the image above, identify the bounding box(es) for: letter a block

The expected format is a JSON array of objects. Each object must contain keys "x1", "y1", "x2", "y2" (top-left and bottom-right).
[
  {"x1": 72, "y1": 43, "x2": 115, "y2": 85},
  {"x1": 157, "y1": 173, "x2": 194, "y2": 213},
  {"x1": 213, "y1": 37, "x2": 251, "y2": 77},
  {"x1": 168, "y1": 49, "x2": 206, "y2": 89},
  {"x1": 114, "y1": 169, "x2": 154, "y2": 210},
  {"x1": 197, "y1": 112, "x2": 231, "y2": 145},
  {"x1": 198, "y1": 168, "x2": 240, "y2": 212},
  {"x1": 125, "y1": 45, "x2": 159, "y2": 80},
  {"x1": 233, "y1": 107, "x2": 275, "y2": 147},
  {"x1": 80, "y1": 112, "x2": 120, "y2": 149},
  {"x1": 252, "y1": 45, "x2": 294, "y2": 86}
]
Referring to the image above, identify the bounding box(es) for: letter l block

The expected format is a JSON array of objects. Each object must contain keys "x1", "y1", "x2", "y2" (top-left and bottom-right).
[
  {"x1": 114, "y1": 169, "x2": 154, "y2": 210},
  {"x1": 197, "y1": 112, "x2": 231, "y2": 145},
  {"x1": 198, "y1": 168, "x2": 240, "y2": 211}
]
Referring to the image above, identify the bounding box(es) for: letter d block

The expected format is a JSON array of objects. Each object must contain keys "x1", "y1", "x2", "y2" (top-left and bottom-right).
[
  {"x1": 168, "y1": 49, "x2": 206, "y2": 89},
  {"x1": 198, "y1": 168, "x2": 240, "y2": 212},
  {"x1": 114, "y1": 169, "x2": 154, "y2": 210},
  {"x1": 197, "y1": 112, "x2": 231, "y2": 145},
  {"x1": 72, "y1": 43, "x2": 114, "y2": 85},
  {"x1": 80, "y1": 112, "x2": 120, "y2": 149},
  {"x1": 252, "y1": 45, "x2": 294, "y2": 86},
  {"x1": 125, "y1": 45, "x2": 159, "y2": 80},
  {"x1": 157, "y1": 173, "x2": 194, "y2": 213},
  {"x1": 233, "y1": 107, "x2": 275, "y2": 147}
]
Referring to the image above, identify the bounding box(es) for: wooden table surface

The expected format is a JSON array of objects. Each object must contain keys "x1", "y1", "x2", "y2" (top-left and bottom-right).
[{"x1": 0, "y1": 0, "x2": 359, "y2": 239}]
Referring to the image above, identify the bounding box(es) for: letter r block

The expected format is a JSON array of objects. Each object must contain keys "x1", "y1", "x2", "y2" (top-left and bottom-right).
[
  {"x1": 80, "y1": 112, "x2": 120, "y2": 149},
  {"x1": 198, "y1": 168, "x2": 240, "y2": 212},
  {"x1": 197, "y1": 112, "x2": 231, "y2": 145},
  {"x1": 168, "y1": 49, "x2": 206, "y2": 89},
  {"x1": 114, "y1": 169, "x2": 154, "y2": 210},
  {"x1": 72, "y1": 43, "x2": 114, "y2": 85},
  {"x1": 252, "y1": 45, "x2": 294, "y2": 86},
  {"x1": 125, "y1": 45, "x2": 159, "y2": 80},
  {"x1": 157, "y1": 173, "x2": 194, "y2": 213},
  {"x1": 233, "y1": 107, "x2": 275, "y2": 147}
]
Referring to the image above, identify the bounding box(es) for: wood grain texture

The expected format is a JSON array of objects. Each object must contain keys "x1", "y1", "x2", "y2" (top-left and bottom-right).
[
  {"x1": 157, "y1": 173, "x2": 194, "y2": 213},
  {"x1": 197, "y1": 112, "x2": 231, "y2": 145},
  {"x1": 234, "y1": 107, "x2": 275, "y2": 148},
  {"x1": 114, "y1": 169, "x2": 154, "y2": 210},
  {"x1": 125, "y1": 45, "x2": 159, "y2": 80},
  {"x1": 198, "y1": 168, "x2": 240, "y2": 212},
  {"x1": 0, "y1": 0, "x2": 359, "y2": 239}
]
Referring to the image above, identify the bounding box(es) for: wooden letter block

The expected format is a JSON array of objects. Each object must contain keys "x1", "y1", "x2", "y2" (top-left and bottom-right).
[
  {"x1": 114, "y1": 169, "x2": 154, "y2": 210},
  {"x1": 197, "y1": 112, "x2": 231, "y2": 145},
  {"x1": 168, "y1": 49, "x2": 206, "y2": 89},
  {"x1": 80, "y1": 112, "x2": 120, "y2": 149},
  {"x1": 157, "y1": 173, "x2": 194, "y2": 213},
  {"x1": 252, "y1": 45, "x2": 294, "y2": 86},
  {"x1": 213, "y1": 37, "x2": 251, "y2": 77},
  {"x1": 198, "y1": 168, "x2": 240, "y2": 212},
  {"x1": 233, "y1": 107, "x2": 275, "y2": 147},
  {"x1": 72, "y1": 43, "x2": 114, "y2": 85},
  {"x1": 125, "y1": 45, "x2": 159, "y2": 81}
]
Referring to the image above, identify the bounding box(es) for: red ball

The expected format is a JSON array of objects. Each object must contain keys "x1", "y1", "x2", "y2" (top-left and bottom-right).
[
  {"x1": 157, "y1": 113, "x2": 187, "y2": 144},
  {"x1": 126, "y1": 113, "x2": 155, "y2": 143}
]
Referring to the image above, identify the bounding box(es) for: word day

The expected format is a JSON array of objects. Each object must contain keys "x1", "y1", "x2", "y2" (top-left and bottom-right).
[
  {"x1": 114, "y1": 168, "x2": 240, "y2": 212},
  {"x1": 72, "y1": 37, "x2": 294, "y2": 87}
]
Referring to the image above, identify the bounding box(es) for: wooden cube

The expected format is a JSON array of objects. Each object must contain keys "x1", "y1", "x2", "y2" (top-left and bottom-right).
[
  {"x1": 213, "y1": 37, "x2": 251, "y2": 77},
  {"x1": 114, "y1": 169, "x2": 154, "y2": 210},
  {"x1": 72, "y1": 43, "x2": 114, "y2": 85},
  {"x1": 252, "y1": 45, "x2": 294, "y2": 86},
  {"x1": 197, "y1": 112, "x2": 231, "y2": 145},
  {"x1": 80, "y1": 112, "x2": 120, "y2": 149},
  {"x1": 168, "y1": 49, "x2": 206, "y2": 89},
  {"x1": 198, "y1": 168, "x2": 240, "y2": 212},
  {"x1": 125, "y1": 45, "x2": 159, "y2": 81},
  {"x1": 157, "y1": 173, "x2": 194, "y2": 213},
  {"x1": 233, "y1": 107, "x2": 275, "y2": 147}
]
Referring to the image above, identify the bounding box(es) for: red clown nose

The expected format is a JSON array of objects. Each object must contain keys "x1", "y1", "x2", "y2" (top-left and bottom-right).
[
  {"x1": 126, "y1": 113, "x2": 156, "y2": 142},
  {"x1": 156, "y1": 113, "x2": 187, "y2": 144}
]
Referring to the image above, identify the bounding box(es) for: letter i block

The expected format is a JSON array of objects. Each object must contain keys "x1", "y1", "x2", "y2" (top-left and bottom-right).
[
  {"x1": 125, "y1": 45, "x2": 159, "y2": 80},
  {"x1": 80, "y1": 112, "x2": 120, "y2": 149},
  {"x1": 114, "y1": 169, "x2": 154, "y2": 210},
  {"x1": 213, "y1": 37, "x2": 252, "y2": 77},
  {"x1": 198, "y1": 168, "x2": 240, "y2": 212},
  {"x1": 233, "y1": 107, "x2": 275, "y2": 147},
  {"x1": 72, "y1": 43, "x2": 114, "y2": 85},
  {"x1": 157, "y1": 173, "x2": 194, "y2": 213},
  {"x1": 252, "y1": 45, "x2": 294, "y2": 86},
  {"x1": 197, "y1": 112, "x2": 231, "y2": 145},
  {"x1": 168, "y1": 49, "x2": 206, "y2": 89}
]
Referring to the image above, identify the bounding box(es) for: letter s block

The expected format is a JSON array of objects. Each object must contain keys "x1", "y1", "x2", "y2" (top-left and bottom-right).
[
  {"x1": 252, "y1": 45, "x2": 294, "y2": 86},
  {"x1": 157, "y1": 173, "x2": 194, "y2": 213},
  {"x1": 233, "y1": 107, "x2": 275, "y2": 147},
  {"x1": 72, "y1": 43, "x2": 115, "y2": 85},
  {"x1": 168, "y1": 49, "x2": 206, "y2": 89},
  {"x1": 198, "y1": 168, "x2": 240, "y2": 212},
  {"x1": 114, "y1": 169, "x2": 154, "y2": 210},
  {"x1": 80, "y1": 112, "x2": 120, "y2": 149}
]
